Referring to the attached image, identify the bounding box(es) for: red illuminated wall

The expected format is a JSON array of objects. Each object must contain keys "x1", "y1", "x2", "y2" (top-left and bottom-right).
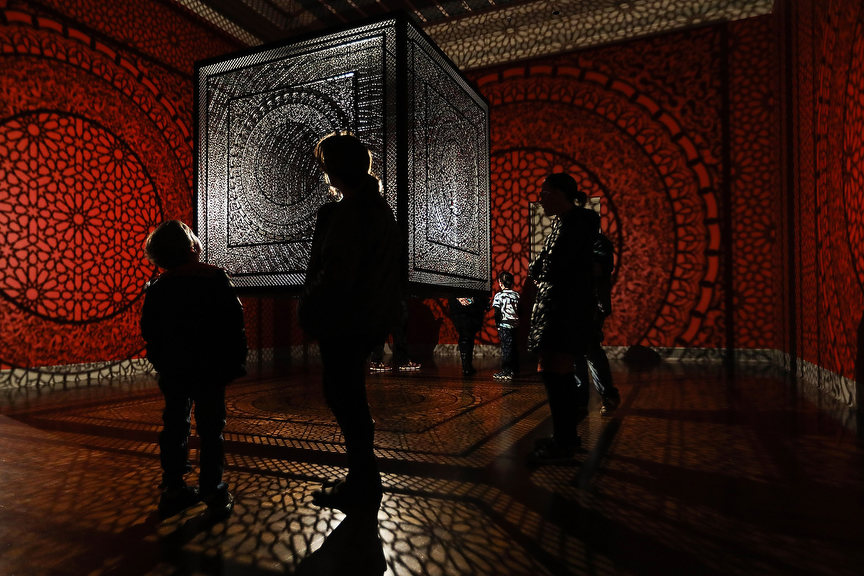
[
  {"x1": 2, "y1": 0, "x2": 858, "y2": 405},
  {"x1": 728, "y1": 16, "x2": 784, "y2": 353},
  {"x1": 430, "y1": 19, "x2": 785, "y2": 356},
  {"x1": 0, "y1": 0, "x2": 244, "y2": 374},
  {"x1": 786, "y1": 0, "x2": 864, "y2": 404}
]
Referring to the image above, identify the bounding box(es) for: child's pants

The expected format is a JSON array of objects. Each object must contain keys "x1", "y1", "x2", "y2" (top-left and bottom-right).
[
  {"x1": 498, "y1": 326, "x2": 518, "y2": 373},
  {"x1": 158, "y1": 376, "x2": 227, "y2": 494}
]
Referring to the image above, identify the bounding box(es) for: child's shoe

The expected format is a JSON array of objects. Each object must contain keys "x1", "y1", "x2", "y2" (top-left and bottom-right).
[
  {"x1": 158, "y1": 485, "x2": 200, "y2": 519},
  {"x1": 493, "y1": 370, "x2": 513, "y2": 381},
  {"x1": 202, "y1": 483, "x2": 234, "y2": 522},
  {"x1": 397, "y1": 361, "x2": 421, "y2": 371},
  {"x1": 369, "y1": 362, "x2": 391, "y2": 372}
]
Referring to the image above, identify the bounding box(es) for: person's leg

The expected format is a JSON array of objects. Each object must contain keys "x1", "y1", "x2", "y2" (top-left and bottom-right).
[
  {"x1": 369, "y1": 340, "x2": 386, "y2": 366},
  {"x1": 458, "y1": 331, "x2": 475, "y2": 375},
  {"x1": 193, "y1": 384, "x2": 227, "y2": 495},
  {"x1": 157, "y1": 375, "x2": 199, "y2": 517},
  {"x1": 501, "y1": 327, "x2": 514, "y2": 373},
  {"x1": 391, "y1": 299, "x2": 410, "y2": 367},
  {"x1": 158, "y1": 375, "x2": 192, "y2": 489},
  {"x1": 494, "y1": 327, "x2": 514, "y2": 379},
  {"x1": 542, "y1": 371, "x2": 581, "y2": 448},
  {"x1": 528, "y1": 350, "x2": 584, "y2": 465},
  {"x1": 587, "y1": 317, "x2": 619, "y2": 413},
  {"x1": 529, "y1": 351, "x2": 583, "y2": 465},
  {"x1": 587, "y1": 342, "x2": 618, "y2": 402},
  {"x1": 319, "y1": 341, "x2": 381, "y2": 511},
  {"x1": 391, "y1": 331, "x2": 408, "y2": 366},
  {"x1": 193, "y1": 383, "x2": 233, "y2": 519},
  {"x1": 512, "y1": 328, "x2": 520, "y2": 375},
  {"x1": 573, "y1": 355, "x2": 591, "y2": 408}
]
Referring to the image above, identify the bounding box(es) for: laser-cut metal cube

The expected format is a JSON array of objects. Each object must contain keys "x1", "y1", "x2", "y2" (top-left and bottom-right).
[{"x1": 196, "y1": 15, "x2": 490, "y2": 294}]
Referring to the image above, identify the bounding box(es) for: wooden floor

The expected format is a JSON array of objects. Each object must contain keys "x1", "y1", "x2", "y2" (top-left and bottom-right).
[{"x1": 0, "y1": 357, "x2": 861, "y2": 575}]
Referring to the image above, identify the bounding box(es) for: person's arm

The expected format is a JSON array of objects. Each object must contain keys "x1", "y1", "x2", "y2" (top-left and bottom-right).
[
  {"x1": 299, "y1": 206, "x2": 336, "y2": 336},
  {"x1": 140, "y1": 283, "x2": 166, "y2": 373},
  {"x1": 594, "y1": 261, "x2": 613, "y2": 317},
  {"x1": 218, "y1": 272, "x2": 247, "y2": 377}
]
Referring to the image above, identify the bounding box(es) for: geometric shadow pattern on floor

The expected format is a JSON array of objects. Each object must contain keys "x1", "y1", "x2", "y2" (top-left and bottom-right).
[{"x1": 1, "y1": 360, "x2": 862, "y2": 575}]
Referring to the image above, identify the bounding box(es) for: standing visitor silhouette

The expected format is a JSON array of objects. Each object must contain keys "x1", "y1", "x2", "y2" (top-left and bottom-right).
[
  {"x1": 526, "y1": 173, "x2": 599, "y2": 465},
  {"x1": 299, "y1": 132, "x2": 401, "y2": 513}
]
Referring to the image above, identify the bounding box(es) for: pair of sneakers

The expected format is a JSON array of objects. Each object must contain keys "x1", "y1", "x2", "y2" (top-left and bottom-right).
[
  {"x1": 526, "y1": 436, "x2": 581, "y2": 466},
  {"x1": 369, "y1": 362, "x2": 391, "y2": 372},
  {"x1": 369, "y1": 361, "x2": 422, "y2": 372},
  {"x1": 158, "y1": 482, "x2": 234, "y2": 521},
  {"x1": 493, "y1": 370, "x2": 513, "y2": 381}
]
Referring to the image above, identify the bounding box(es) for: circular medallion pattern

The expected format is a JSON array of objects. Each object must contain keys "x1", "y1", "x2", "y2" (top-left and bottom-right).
[
  {"x1": 475, "y1": 63, "x2": 719, "y2": 346},
  {"x1": 0, "y1": 9, "x2": 190, "y2": 375},
  {"x1": 0, "y1": 111, "x2": 162, "y2": 323}
]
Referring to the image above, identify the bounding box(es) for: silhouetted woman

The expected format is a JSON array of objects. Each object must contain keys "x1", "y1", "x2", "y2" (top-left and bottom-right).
[
  {"x1": 526, "y1": 173, "x2": 599, "y2": 465},
  {"x1": 299, "y1": 132, "x2": 401, "y2": 513}
]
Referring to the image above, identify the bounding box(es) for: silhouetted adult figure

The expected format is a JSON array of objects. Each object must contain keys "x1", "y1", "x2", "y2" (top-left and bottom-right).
[
  {"x1": 575, "y1": 191, "x2": 621, "y2": 415},
  {"x1": 526, "y1": 173, "x2": 599, "y2": 465},
  {"x1": 299, "y1": 132, "x2": 401, "y2": 514},
  {"x1": 448, "y1": 295, "x2": 488, "y2": 376}
]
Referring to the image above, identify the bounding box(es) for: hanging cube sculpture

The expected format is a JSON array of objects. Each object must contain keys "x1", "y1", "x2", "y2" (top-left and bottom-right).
[{"x1": 195, "y1": 15, "x2": 491, "y2": 293}]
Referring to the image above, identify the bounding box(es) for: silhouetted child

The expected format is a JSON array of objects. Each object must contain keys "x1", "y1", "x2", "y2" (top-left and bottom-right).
[
  {"x1": 492, "y1": 271, "x2": 520, "y2": 380},
  {"x1": 141, "y1": 220, "x2": 247, "y2": 520}
]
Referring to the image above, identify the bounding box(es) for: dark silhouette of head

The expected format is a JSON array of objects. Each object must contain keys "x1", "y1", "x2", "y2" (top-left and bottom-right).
[
  {"x1": 314, "y1": 132, "x2": 374, "y2": 193},
  {"x1": 498, "y1": 271, "x2": 514, "y2": 289},
  {"x1": 145, "y1": 220, "x2": 201, "y2": 269},
  {"x1": 542, "y1": 173, "x2": 580, "y2": 204},
  {"x1": 540, "y1": 173, "x2": 582, "y2": 217}
]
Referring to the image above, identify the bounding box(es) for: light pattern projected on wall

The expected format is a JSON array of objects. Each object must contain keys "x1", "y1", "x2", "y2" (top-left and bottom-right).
[
  {"x1": 727, "y1": 16, "x2": 782, "y2": 354},
  {"x1": 0, "y1": 4, "x2": 191, "y2": 381},
  {"x1": 799, "y1": 0, "x2": 864, "y2": 401},
  {"x1": 844, "y1": 8, "x2": 864, "y2": 300},
  {"x1": 0, "y1": 111, "x2": 162, "y2": 323},
  {"x1": 198, "y1": 16, "x2": 490, "y2": 292},
  {"x1": 471, "y1": 27, "x2": 725, "y2": 349}
]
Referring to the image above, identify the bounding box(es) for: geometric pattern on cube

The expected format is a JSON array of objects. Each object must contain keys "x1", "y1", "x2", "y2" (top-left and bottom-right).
[
  {"x1": 197, "y1": 16, "x2": 490, "y2": 293},
  {"x1": 407, "y1": 23, "x2": 490, "y2": 292}
]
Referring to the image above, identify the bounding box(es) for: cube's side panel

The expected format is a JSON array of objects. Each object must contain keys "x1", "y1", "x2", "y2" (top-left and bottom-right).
[
  {"x1": 195, "y1": 21, "x2": 398, "y2": 290},
  {"x1": 404, "y1": 25, "x2": 491, "y2": 294}
]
